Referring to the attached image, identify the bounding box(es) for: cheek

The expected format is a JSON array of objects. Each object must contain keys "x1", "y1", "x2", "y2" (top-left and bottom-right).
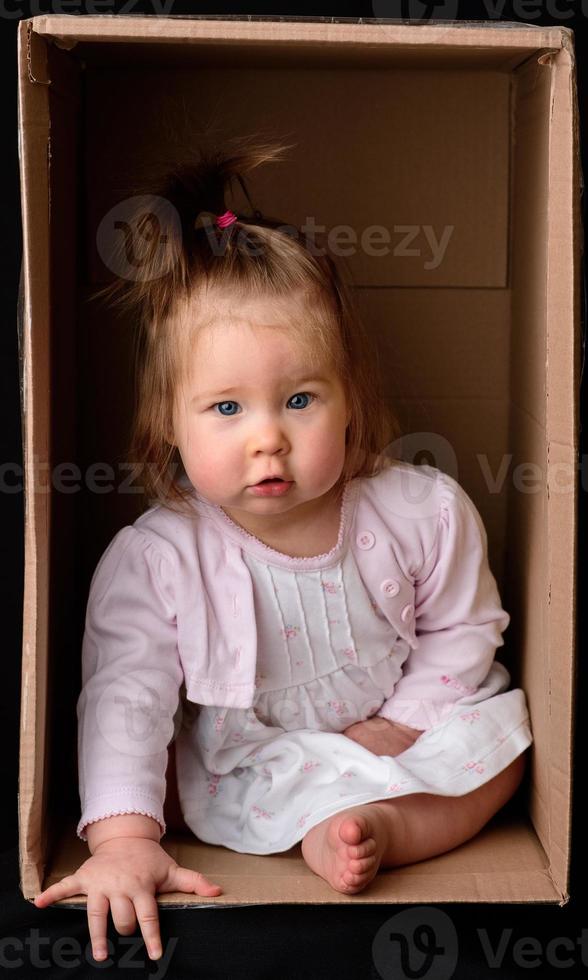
[
  {"x1": 181, "y1": 458, "x2": 224, "y2": 500},
  {"x1": 304, "y1": 422, "x2": 347, "y2": 465},
  {"x1": 179, "y1": 427, "x2": 236, "y2": 484}
]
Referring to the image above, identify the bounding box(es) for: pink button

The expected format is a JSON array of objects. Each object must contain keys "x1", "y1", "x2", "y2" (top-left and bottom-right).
[
  {"x1": 357, "y1": 530, "x2": 375, "y2": 550},
  {"x1": 380, "y1": 578, "x2": 400, "y2": 597},
  {"x1": 401, "y1": 603, "x2": 415, "y2": 623}
]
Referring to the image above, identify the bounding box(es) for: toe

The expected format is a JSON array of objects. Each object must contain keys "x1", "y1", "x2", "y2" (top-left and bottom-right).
[
  {"x1": 350, "y1": 838, "x2": 377, "y2": 860},
  {"x1": 339, "y1": 814, "x2": 369, "y2": 847},
  {"x1": 341, "y1": 868, "x2": 369, "y2": 890},
  {"x1": 349, "y1": 856, "x2": 377, "y2": 875}
]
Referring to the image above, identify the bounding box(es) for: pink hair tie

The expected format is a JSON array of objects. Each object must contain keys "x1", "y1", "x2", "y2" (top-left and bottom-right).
[{"x1": 216, "y1": 210, "x2": 238, "y2": 229}]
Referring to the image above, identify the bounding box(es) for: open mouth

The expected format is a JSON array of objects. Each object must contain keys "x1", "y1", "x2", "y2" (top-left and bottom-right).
[{"x1": 249, "y1": 477, "x2": 292, "y2": 496}]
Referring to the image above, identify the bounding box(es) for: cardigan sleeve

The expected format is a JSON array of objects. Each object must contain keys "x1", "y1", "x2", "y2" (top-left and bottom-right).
[
  {"x1": 76, "y1": 526, "x2": 184, "y2": 842},
  {"x1": 376, "y1": 471, "x2": 510, "y2": 732}
]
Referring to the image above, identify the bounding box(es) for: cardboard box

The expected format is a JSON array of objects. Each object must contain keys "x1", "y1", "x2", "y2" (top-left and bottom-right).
[{"x1": 17, "y1": 14, "x2": 581, "y2": 907}]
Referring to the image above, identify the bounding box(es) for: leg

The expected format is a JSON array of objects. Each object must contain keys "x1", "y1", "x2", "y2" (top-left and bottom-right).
[{"x1": 301, "y1": 751, "x2": 526, "y2": 894}]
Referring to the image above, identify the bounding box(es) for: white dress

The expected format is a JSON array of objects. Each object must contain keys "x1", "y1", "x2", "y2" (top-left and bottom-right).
[{"x1": 173, "y1": 506, "x2": 533, "y2": 855}]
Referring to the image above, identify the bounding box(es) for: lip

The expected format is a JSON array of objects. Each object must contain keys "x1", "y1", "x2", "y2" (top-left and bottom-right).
[
  {"x1": 249, "y1": 478, "x2": 294, "y2": 498},
  {"x1": 252, "y1": 475, "x2": 290, "y2": 484}
]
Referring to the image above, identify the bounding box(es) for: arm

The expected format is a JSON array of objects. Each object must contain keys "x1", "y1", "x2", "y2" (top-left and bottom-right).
[
  {"x1": 375, "y1": 471, "x2": 510, "y2": 731},
  {"x1": 86, "y1": 813, "x2": 162, "y2": 852},
  {"x1": 34, "y1": 528, "x2": 223, "y2": 962},
  {"x1": 76, "y1": 526, "x2": 184, "y2": 841},
  {"x1": 343, "y1": 716, "x2": 425, "y2": 756}
]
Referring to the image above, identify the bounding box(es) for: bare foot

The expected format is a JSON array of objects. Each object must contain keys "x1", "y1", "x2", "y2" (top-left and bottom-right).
[{"x1": 301, "y1": 803, "x2": 394, "y2": 894}]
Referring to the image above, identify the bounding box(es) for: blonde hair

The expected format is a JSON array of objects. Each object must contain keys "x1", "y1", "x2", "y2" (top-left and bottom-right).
[{"x1": 92, "y1": 136, "x2": 401, "y2": 518}]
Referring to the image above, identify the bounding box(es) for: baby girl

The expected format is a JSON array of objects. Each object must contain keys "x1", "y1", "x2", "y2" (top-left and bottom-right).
[{"x1": 34, "y1": 139, "x2": 532, "y2": 962}]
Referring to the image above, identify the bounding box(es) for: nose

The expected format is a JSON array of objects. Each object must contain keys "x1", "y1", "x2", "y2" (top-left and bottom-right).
[{"x1": 249, "y1": 413, "x2": 290, "y2": 456}]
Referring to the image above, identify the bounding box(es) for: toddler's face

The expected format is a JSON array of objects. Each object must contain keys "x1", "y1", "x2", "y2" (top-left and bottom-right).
[{"x1": 171, "y1": 300, "x2": 350, "y2": 532}]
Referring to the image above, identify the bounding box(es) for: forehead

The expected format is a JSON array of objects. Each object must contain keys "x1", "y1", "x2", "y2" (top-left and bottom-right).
[
  {"x1": 177, "y1": 290, "x2": 333, "y2": 371},
  {"x1": 193, "y1": 331, "x2": 333, "y2": 398}
]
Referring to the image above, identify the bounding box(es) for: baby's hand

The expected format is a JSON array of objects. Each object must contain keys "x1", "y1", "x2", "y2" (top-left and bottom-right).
[
  {"x1": 343, "y1": 716, "x2": 424, "y2": 757},
  {"x1": 33, "y1": 836, "x2": 222, "y2": 962}
]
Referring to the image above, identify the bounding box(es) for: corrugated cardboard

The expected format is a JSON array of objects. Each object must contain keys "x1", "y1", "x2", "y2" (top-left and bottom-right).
[{"x1": 17, "y1": 15, "x2": 581, "y2": 907}]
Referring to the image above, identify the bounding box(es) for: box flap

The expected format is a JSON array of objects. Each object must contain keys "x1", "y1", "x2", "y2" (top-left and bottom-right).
[
  {"x1": 29, "y1": 14, "x2": 567, "y2": 59},
  {"x1": 543, "y1": 34, "x2": 581, "y2": 908},
  {"x1": 17, "y1": 19, "x2": 52, "y2": 902}
]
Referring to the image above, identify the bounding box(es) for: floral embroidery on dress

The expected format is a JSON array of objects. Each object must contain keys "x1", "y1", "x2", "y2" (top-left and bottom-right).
[
  {"x1": 207, "y1": 773, "x2": 222, "y2": 797},
  {"x1": 460, "y1": 709, "x2": 481, "y2": 724},
  {"x1": 464, "y1": 760, "x2": 485, "y2": 774},
  {"x1": 386, "y1": 778, "x2": 413, "y2": 792},
  {"x1": 300, "y1": 759, "x2": 321, "y2": 773},
  {"x1": 281, "y1": 624, "x2": 300, "y2": 640},
  {"x1": 327, "y1": 699, "x2": 352, "y2": 718},
  {"x1": 440, "y1": 674, "x2": 478, "y2": 695},
  {"x1": 342, "y1": 647, "x2": 357, "y2": 663},
  {"x1": 251, "y1": 804, "x2": 274, "y2": 820},
  {"x1": 322, "y1": 580, "x2": 340, "y2": 595},
  {"x1": 297, "y1": 812, "x2": 311, "y2": 828}
]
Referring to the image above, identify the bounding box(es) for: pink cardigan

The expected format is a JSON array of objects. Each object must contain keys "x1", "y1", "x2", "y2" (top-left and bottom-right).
[{"x1": 76, "y1": 461, "x2": 510, "y2": 839}]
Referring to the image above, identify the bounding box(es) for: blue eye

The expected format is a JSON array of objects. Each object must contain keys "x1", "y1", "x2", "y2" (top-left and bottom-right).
[
  {"x1": 288, "y1": 392, "x2": 314, "y2": 409},
  {"x1": 214, "y1": 401, "x2": 240, "y2": 416},
  {"x1": 211, "y1": 393, "x2": 314, "y2": 415}
]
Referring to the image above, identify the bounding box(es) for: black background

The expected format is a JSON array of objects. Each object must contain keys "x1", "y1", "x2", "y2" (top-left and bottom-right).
[{"x1": 1, "y1": 3, "x2": 586, "y2": 977}]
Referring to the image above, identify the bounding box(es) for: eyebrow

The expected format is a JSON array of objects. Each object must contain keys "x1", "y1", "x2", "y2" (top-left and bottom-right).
[{"x1": 194, "y1": 375, "x2": 331, "y2": 401}]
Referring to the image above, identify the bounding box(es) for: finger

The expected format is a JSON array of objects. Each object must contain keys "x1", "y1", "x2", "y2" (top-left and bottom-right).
[
  {"x1": 132, "y1": 893, "x2": 163, "y2": 961},
  {"x1": 109, "y1": 894, "x2": 137, "y2": 936},
  {"x1": 34, "y1": 876, "x2": 82, "y2": 907},
  {"x1": 171, "y1": 866, "x2": 223, "y2": 896},
  {"x1": 86, "y1": 893, "x2": 111, "y2": 963}
]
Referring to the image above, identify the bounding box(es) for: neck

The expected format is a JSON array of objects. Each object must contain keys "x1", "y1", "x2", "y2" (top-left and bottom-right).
[{"x1": 220, "y1": 482, "x2": 346, "y2": 552}]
